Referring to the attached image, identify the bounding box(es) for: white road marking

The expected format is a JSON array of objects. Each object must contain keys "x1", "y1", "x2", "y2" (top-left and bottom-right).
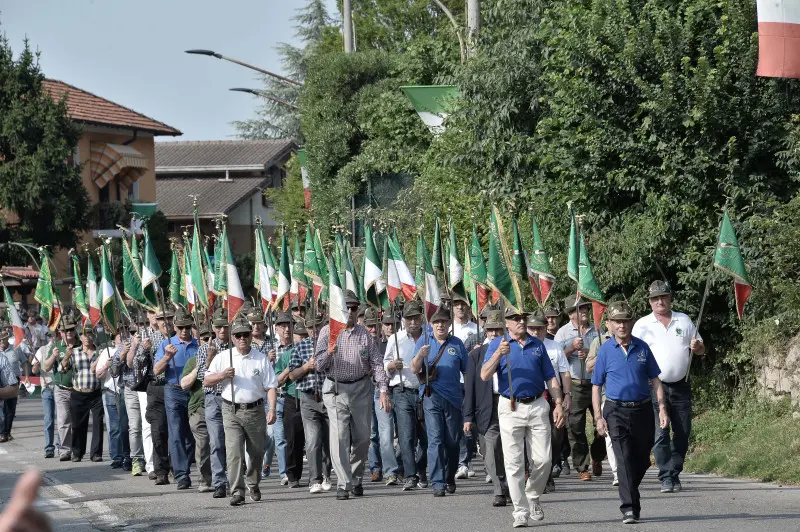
[{"x1": 42, "y1": 474, "x2": 127, "y2": 529}]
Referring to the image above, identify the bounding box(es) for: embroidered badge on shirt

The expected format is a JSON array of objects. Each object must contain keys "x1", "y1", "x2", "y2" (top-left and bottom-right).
[
  {"x1": 447, "y1": 347, "x2": 456, "y2": 356},
  {"x1": 253, "y1": 368, "x2": 261, "y2": 377},
  {"x1": 637, "y1": 352, "x2": 647, "y2": 363},
  {"x1": 675, "y1": 327, "x2": 683, "y2": 336}
]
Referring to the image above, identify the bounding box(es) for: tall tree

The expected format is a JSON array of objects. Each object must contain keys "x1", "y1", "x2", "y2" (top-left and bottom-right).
[{"x1": 0, "y1": 30, "x2": 90, "y2": 258}]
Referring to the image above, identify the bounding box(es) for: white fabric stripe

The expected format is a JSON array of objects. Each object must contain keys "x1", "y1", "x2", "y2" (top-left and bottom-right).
[{"x1": 758, "y1": 0, "x2": 800, "y2": 24}]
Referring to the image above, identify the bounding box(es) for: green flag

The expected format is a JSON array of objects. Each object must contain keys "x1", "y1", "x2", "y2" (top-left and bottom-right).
[
  {"x1": 468, "y1": 224, "x2": 490, "y2": 314},
  {"x1": 213, "y1": 233, "x2": 225, "y2": 296},
  {"x1": 714, "y1": 211, "x2": 751, "y2": 319},
  {"x1": 363, "y1": 225, "x2": 384, "y2": 308},
  {"x1": 122, "y1": 235, "x2": 147, "y2": 307},
  {"x1": 576, "y1": 233, "x2": 607, "y2": 327},
  {"x1": 313, "y1": 228, "x2": 329, "y2": 303},
  {"x1": 100, "y1": 242, "x2": 118, "y2": 334},
  {"x1": 71, "y1": 252, "x2": 89, "y2": 321},
  {"x1": 142, "y1": 224, "x2": 162, "y2": 301},
  {"x1": 399, "y1": 85, "x2": 460, "y2": 135},
  {"x1": 190, "y1": 216, "x2": 209, "y2": 309},
  {"x1": 567, "y1": 204, "x2": 579, "y2": 283},
  {"x1": 34, "y1": 250, "x2": 60, "y2": 331},
  {"x1": 293, "y1": 230, "x2": 309, "y2": 303},
  {"x1": 343, "y1": 241, "x2": 361, "y2": 299},
  {"x1": 448, "y1": 219, "x2": 466, "y2": 299},
  {"x1": 431, "y1": 217, "x2": 444, "y2": 279},
  {"x1": 304, "y1": 223, "x2": 323, "y2": 302},
  {"x1": 528, "y1": 218, "x2": 555, "y2": 305},
  {"x1": 511, "y1": 217, "x2": 528, "y2": 305},
  {"x1": 486, "y1": 205, "x2": 522, "y2": 312},
  {"x1": 169, "y1": 245, "x2": 187, "y2": 308},
  {"x1": 276, "y1": 232, "x2": 292, "y2": 311}
]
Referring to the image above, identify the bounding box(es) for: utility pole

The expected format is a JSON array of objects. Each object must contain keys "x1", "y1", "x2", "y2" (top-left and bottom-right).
[
  {"x1": 466, "y1": 0, "x2": 480, "y2": 55},
  {"x1": 343, "y1": 0, "x2": 354, "y2": 53}
]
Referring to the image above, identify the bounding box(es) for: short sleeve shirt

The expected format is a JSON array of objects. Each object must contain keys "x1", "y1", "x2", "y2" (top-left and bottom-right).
[
  {"x1": 591, "y1": 336, "x2": 661, "y2": 402},
  {"x1": 485, "y1": 335, "x2": 556, "y2": 399},
  {"x1": 542, "y1": 338, "x2": 570, "y2": 388},
  {"x1": 155, "y1": 335, "x2": 200, "y2": 386},
  {"x1": 207, "y1": 347, "x2": 278, "y2": 404},
  {"x1": 632, "y1": 312, "x2": 701, "y2": 383},
  {"x1": 181, "y1": 357, "x2": 204, "y2": 414}
]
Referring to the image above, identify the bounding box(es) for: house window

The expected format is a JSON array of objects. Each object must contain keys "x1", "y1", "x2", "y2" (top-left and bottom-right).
[
  {"x1": 128, "y1": 180, "x2": 139, "y2": 200},
  {"x1": 261, "y1": 189, "x2": 271, "y2": 208},
  {"x1": 99, "y1": 184, "x2": 110, "y2": 203}
]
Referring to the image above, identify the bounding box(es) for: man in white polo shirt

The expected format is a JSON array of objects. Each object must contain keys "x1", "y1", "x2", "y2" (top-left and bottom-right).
[
  {"x1": 632, "y1": 280, "x2": 704, "y2": 495},
  {"x1": 205, "y1": 317, "x2": 278, "y2": 506}
]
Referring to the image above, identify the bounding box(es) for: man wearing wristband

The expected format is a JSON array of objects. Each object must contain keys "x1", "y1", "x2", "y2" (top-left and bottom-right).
[{"x1": 592, "y1": 301, "x2": 669, "y2": 525}]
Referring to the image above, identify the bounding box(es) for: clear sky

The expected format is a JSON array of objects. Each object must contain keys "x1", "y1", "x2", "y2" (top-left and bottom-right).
[{"x1": 1, "y1": 0, "x2": 337, "y2": 141}]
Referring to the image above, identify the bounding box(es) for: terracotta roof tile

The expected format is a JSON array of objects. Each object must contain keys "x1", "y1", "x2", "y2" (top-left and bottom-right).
[
  {"x1": 156, "y1": 176, "x2": 270, "y2": 219},
  {"x1": 155, "y1": 139, "x2": 295, "y2": 168},
  {"x1": 43, "y1": 79, "x2": 182, "y2": 136}
]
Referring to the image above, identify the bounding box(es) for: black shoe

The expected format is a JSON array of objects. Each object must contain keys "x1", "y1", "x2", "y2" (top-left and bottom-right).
[
  {"x1": 249, "y1": 488, "x2": 261, "y2": 502},
  {"x1": 351, "y1": 484, "x2": 364, "y2": 497},
  {"x1": 148, "y1": 471, "x2": 158, "y2": 481},
  {"x1": 44, "y1": 451, "x2": 55, "y2": 459},
  {"x1": 59, "y1": 453, "x2": 72, "y2": 462},
  {"x1": 445, "y1": 484, "x2": 456, "y2": 494},
  {"x1": 230, "y1": 495, "x2": 245, "y2": 506},
  {"x1": 71, "y1": 455, "x2": 82, "y2": 463},
  {"x1": 288, "y1": 480, "x2": 301, "y2": 489},
  {"x1": 544, "y1": 476, "x2": 555, "y2": 494},
  {"x1": 213, "y1": 486, "x2": 227, "y2": 498},
  {"x1": 551, "y1": 462, "x2": 562, "y2": 478},
  {"x1": 91, "y1": 455, "x2": 103, "y2": 463},
  {"x1": 336, "y1": 488, "x2": 349, "y2": 500},
  {"x1": 493, "y1": 495, "x2": 507, "y2": 507},
  {"x1": 155, "y1": 475, "x2": 170, "y2": 486},
  {"x1": 504, "y1": 491, "x2": 512, "y2": 504},
  {"x1": 433, "y1": 489, "x2": 446, "y2": 497},
  {"x1": 622, "y1": 511, "x2": 638, "y2": 524},
  {"x1": 110, "y1": 461, "x2": 123, "y2": 469},
  {"x1": 177, "y1": 478, "x2": 191, "y2": 490},
  {"x1": 122, "y1": 459, "x2": 132, "y2": 472}
]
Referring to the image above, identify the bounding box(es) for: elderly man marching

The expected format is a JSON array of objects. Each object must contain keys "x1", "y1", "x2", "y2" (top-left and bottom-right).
[
  {"x1": 593, "y1": 301, "x2": 669, "y2": 525},
  {"x1": 632, "y1": 281, "x2": 704, "y2": 494},
  {"x1": 204, "y1": 316, "x2": 278, "y2": 506},
  {"x1": 410, "y1": 306, "x2": 469, "y2": 498},
  {"x1": 314, "y1": 290, "x2": 391, "y2": 501},
  {"x1": 481, "y1": 307, "x2": 565, "y2": 529}
]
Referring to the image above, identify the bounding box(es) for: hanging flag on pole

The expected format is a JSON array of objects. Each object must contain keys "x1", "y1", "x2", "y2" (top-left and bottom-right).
[
  {"x1": 34, "y1": 249, "x2": 60, "y2": 331},
  {"x1": 100, "y1": 241, "x2": 118, "y2": 334},
  {"x1": 87, "y1": 255, "x2": 100, "y2": 326},
  {"x1": 2, "y1": 279, "x2": 25, "y2": 345},
  {"x1": 297, "y1": 149, "x2": 312, "y2": 209},
  {"x1": 169, "y1": 244, "x2": 187, "y2": 309},
  {"x1": 265, "y1": 238, "x2": 279, "y2": 306},
  {"x1": 304, "y1": 223, "x2": 324, "y2": 302},
  {"x1": 567, "y1": 204, "x2": 580, "y2": 284},
  {"x1": 387, "y1": 231, "x2": 416, "y2": 301},
  {"x1": 576, "y1": 233, "x2": 608, "y2": 328},
  {"x1": 714, "y1": 212, "x2": 751, "y2": 319},
  {"x1": 510, "y1": 217, "x2": 528, "y2": 306},
  {"x1": 448, "y1": 219, "x2": 466, "y2": 299},
  {"x1": 486, "y1": 206, "x2": 522, "y2": 312},
  {"x1": 344, "y1": 242, "x2": 361, "y2": 297},
  {"x1": 464, "y1": 238, "x2": 478, "y2": 318},
  {"x1": 431, "y1": 217, "x2": 445, "y2": 280},
  {"x1": 183, "y1": 240, "x2": 197, "y2": 312},
  {"x1": 528, "y1": 218, "x2": 555, "y2": 305},
  {"x1": 70, "y1": 252, "x2": 89, "y2": 322},
  {"x1": 363, "y1": 224, "x2": 384, "y2": 308},
  {"x1": 468, "y1": 224, "x2": 490, "y2": 314},
  {"x1": 202, "y1": 237, "x2": 216, "y2": 309},
  {"x1": 417, "y1": 230, "x2": 441, "y2": 320},
  {"x1": 221, "y1": 224, "x2": 245, "y2": 320},
  {"x1": 254, "y1": 222, "x2": 272, "y2": 312},
  {"x1": 327, "y1": 255, "x2": 348, "y2": 350},
  {"x1": 275, "y1": 232, "x2": 292, "y2": 312},
  {"x1": 190, "y1": 212, "x2": 209, "y2": 310},
  {"x1": 293, "y1": 231, "x2": 309, "y2": 304},
  {"x1": 399, "y1": 85, "x2": 460, "y2": 135},
  {"x1": 756, "y1": 0, "x2": 800, "y2": 79},
  {"x1": 121, "y1": 235, "x2": 147, "y2": 308},
  {"x1": 141, "y1": 223, "x2": 162, "y2": 306},
  {"x1": 313, "y1": 228, "x2": 329, "y2": 303}
]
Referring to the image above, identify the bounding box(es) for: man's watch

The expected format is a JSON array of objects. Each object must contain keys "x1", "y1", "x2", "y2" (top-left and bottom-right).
[{"x1": 564, "y1": 391, "x2": 572, "y2": 397}]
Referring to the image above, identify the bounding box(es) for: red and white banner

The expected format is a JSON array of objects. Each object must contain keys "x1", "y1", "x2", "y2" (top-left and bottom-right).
[{"x1": 757, "y1": 0, "x2": 800, "y2": 78}]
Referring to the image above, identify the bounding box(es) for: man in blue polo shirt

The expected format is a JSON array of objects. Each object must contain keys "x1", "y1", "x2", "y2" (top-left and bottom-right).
[
  {"x1": 481, "y1": 307, "x2": 565, "y2": 529},
  {"x1": 154, "y1": 306, "x2": 199, "y2": 490},
  {"x1": 410, "y1": 306, "x2": 468, "y2": 498},
  {"x1": 592, "y1": 301, "x2": 669, "y2": 525}
]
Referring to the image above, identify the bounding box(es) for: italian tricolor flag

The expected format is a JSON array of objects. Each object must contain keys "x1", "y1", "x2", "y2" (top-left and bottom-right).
[
  {"x1": 2, "y1": 281, "x2": 24, "y2": 346},
  {"x1": 757, "y1": 0, "x2": 800, "y2": 79},
  {"x1": 416, "y1": 231, "x2": 441, "y2": 320},
  {"x1": 87, "y1": 256, "x2": 100, "y2": 326},
  {"x1": 275, "y1": 232, "x2": 292, "y2": 312},
  {"x1": 100, "y1": 242, "x2": 118, "y2": 334},
  {"x1": 220, "y1": 224, "x2": 245, "y2": 321},
  {"x1": 387, "y1": 231, "x2": 416, "y2": 301},
  {"x1": 363, "y1": 224, "x2": 384, "y2": 307},
  {"x1": 327, "y1": 256, "x2": 348, "y2": 350}
]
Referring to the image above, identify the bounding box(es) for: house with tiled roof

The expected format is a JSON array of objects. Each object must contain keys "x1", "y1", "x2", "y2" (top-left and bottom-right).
[{"x1": 155, "y1": 139, "x2": 296, "y2": 255}]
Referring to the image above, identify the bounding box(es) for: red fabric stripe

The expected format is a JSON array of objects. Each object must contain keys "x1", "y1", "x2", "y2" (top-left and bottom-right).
[
  {"x1": 477, "y1": 285, "x2": 489, "y2": 314},
  {"x1": 758, "y1": 22, "x2": 800, "y2": 78},
  {"x1": 425, "y1": 301, "x2": 439, "y2": 321},
  {"x1": 401, "y1": 282, "x2": 417, "y2": 301},
  {"x1": 539, "y1": 277, "x2": 553, "y2": 305},
  {"x1": 387, "y1": 285, "x2": 401, "y2": 302},
  {"x1": 528, "y1": 274, "x2": 542, "y2": 305},
  {"x1": 304, "y1": 188, "x2": 312, "y2": 209},
  {"x1": 591, "y1": 301, "x2": 607, "y2": 330},
  {"x1": 734, "y1": 282, "x2": 751, "y2": 320},
  {"x1": 328, "y1": 319, "x2": 346, "y2": 350}
]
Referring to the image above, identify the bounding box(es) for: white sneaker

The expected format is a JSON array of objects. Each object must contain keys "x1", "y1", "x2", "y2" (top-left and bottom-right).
[
  {"x1": 531, "y1": 501, "x2": 544, "y2": 521},
  {"x1": 321, "y1": 476, "x2": 332, "y2": 491},
  {"x1": 513, "y1": 515, "x2": 529, "y2": 528},
  {"x1": 467, "y1": 468, "x2": 476, "y2": 478},
  {"x1": 280, "y1": 475, "x2": 289, "y2": 486},
  {"x1": 485, "y1": 474, "x2": 492, "y2": 484},
  {"x1": 612, "y1": 474, "x2": 619, "y2": 487},
  {"x1": 455, "y1": 465, "x2": 469, "y2": 479},
  {"x1": 309, "y1": 483, "x2": 323, "y2": 494}
]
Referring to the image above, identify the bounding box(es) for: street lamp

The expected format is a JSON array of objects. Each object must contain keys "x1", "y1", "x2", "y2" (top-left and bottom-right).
[
  {"x1": 185, "y1": 49, "x2": 303, "y2": 87},
  {"x1": 229, "y1": 88, "x2": 299, "y2": 110}
]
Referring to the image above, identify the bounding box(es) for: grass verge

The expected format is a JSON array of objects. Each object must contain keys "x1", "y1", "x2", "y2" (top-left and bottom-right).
[{"x1": 686, "y1": 396, "x2": 800, "y2": 484}]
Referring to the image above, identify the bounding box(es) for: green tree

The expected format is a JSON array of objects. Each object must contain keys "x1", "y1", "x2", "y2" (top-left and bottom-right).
[
  {"x1": 263, "y1": 153, "x2": 310, "y2": 229},
  {"x1": 0, "y1": 31, "x2": 90, "y2": 262}
]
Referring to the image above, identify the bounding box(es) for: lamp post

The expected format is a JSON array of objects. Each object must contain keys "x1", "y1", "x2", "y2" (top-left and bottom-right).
[
  {"x1": 229, "y1": 88, "x2": 299, "y2": 110},
  {"x1": 184, "y1": 49, "x2": 303, "y2": 87}
]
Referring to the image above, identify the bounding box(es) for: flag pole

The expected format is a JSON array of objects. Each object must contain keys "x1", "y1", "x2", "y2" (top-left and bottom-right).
[
  {"x1": 42, "y1": 248, "x2": 66, "y2": 335},
  {"x1": 219, "y1": 215, "x2": 235, "y2": 406},
  {"x1": 685, "y1": 271, "x2": 711, "y2": 382},
  {"x1": 387, "y1": 225, "x2": 404, "y2": 392},
  {"x1": 419, "y1": 216, "x2": 432, "y2": 398}
]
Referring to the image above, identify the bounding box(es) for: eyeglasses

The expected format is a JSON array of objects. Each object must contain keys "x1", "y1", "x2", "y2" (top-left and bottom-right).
[{"x1": 234, "y1": 333, "x2": 251, "y2": 339}]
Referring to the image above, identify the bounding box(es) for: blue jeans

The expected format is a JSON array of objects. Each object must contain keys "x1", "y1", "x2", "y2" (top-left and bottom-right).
[
  {"x1": 652, "y1": 380, "x2": 692, "y2": 481},
  {"x1": 271, "y1": 396, "x2": 286, "y2": 478},
  {"x1": 369, "y1": 403, "x2": 381, "y2": 473},
  {"x1": 373, "y1": 389, "x2": 398, "y2": 476},
  {"x1": 423, "y1": 391, "x2": 462, "y2": 491},
  {"x1": 42, "y1": 388, "x2": 59, "y2": 453},
  {"x1": 263, "y1": 399, "x2": 275, "y2": 471},
  {"x1": 103, "y1": 390, "x2": 130, "y2": 463},
  {"x1": 164, "y1": 385, "x2": 195, "y2": 482},
  {"x1": 204, "y1": 393, "x2": 228, "y2": 489},
  {"x1": 392, "y1": 387, "x2": 423, "y2": 479}
]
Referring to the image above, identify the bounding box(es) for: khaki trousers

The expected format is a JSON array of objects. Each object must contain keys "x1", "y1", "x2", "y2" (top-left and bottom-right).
[
  {"x1": 498, "y1": 396, "x2": 552, "y2": 520},
  {"x1": 222, "y1": 402, "x2": 266, "y2": 497},
  {"x1": 322, "y1": 377, "x2": 373, "y2": 491}
]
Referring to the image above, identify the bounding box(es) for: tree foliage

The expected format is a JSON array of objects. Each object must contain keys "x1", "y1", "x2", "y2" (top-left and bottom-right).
[{"x1": 0, "y1": 31, "x2": 90, "y2": 262}]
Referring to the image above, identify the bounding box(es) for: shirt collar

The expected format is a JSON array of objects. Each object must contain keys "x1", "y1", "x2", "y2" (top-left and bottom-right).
[{"x1": 170, "y1": 335, "x2": 198, "y2": 347}]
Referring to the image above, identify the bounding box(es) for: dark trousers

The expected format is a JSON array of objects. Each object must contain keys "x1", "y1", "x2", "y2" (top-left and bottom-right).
[
  {"x1": 653, "y1": 380, "x2": 692, "y2": 481},
  {"x1": 69, "y1": 389, "x2": 104, "y2": 459},
  {"x1": 605, "y1": 401, "x2": 655, "y2": 516},
  {"x1": 145, "y1": 383, "x2": 170, "y2": 475},
  {"x1": 282, "y1": 395, "x2": 305, "y2": 483},
  {"x1": 164, "y1": 384, "x2": 195, "y2": 481},
  {"x1": 568, "y1": 382, "x2": 607, "y2": 471},
  {"x1": 1, "y1": 397, "x2": 18, "y2": 436}
]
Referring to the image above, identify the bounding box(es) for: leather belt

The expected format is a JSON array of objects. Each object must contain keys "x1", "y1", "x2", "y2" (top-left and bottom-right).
[
  {"x1": 502, "y1": 392, "x2": 543, "y2": 404},
  {"x1": 606, "y1": 397, "x2": 651, "y2": 408},
  {"x1": 571, "y1": 379, "x2": 592, "y2": 385},
  {"x1": 326, "y1": 375, "x2": 367, "y2": 385},
  {"x1": 73, "y1": 387, "x2": 99, "y2": 394},
  {"x1": 223, "y1": 398, "x2": 264, "y2": 410}
]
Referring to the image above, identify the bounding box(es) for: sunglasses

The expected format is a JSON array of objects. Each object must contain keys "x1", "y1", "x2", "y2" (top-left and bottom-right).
[
  {"x1": 347, "y1": 305, "x2": 359, "y2": 311},
  {"x1": 177, "y1": 325, "x2": 192, "y2": 331},
  {"x1": 234, "y1": 333, "x2": 251, "y2": 339}
]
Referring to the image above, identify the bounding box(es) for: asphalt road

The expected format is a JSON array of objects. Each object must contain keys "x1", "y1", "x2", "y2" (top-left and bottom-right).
[{"x1": 1, "y1": 397, "x2": 799, "y2": 531}]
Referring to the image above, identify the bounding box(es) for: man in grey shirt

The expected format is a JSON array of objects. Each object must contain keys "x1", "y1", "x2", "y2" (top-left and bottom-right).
[{"x1": 553, "y1": 295, "x2": 604, "y2": 480}]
